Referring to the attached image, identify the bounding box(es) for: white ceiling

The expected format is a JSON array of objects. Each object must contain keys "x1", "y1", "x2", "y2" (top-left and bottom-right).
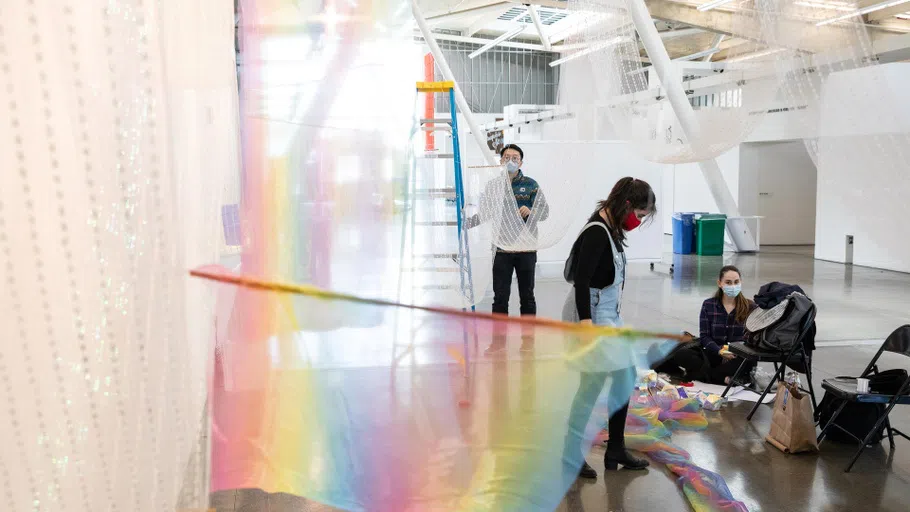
[{"x1": 420, "y1": 0, "x2": 910, "y2": 61}]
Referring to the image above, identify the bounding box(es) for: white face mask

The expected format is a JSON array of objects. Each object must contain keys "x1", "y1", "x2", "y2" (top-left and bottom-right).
[
  {"x1": 504, "y1": 160, "x2": 520, "y2": 173},
  {"x1": 722, "y1": 284, "x2": 742, "y2": 298}
]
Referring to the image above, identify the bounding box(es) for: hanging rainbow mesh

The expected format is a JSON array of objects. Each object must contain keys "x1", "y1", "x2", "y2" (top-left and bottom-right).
[
  {"x1": 202, "y1": 0, "x2": 751, "y2": 510},
  {"x1": 199, "y1": 269, "x2": 683, "y2": 511}
]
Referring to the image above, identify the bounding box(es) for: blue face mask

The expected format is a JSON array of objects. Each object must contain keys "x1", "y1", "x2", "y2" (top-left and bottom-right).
[
  {"x1": 504, "y1": 160, "x2": 520, "y2": 174},
  {"x1": 722, "y1": 284, "x2": 742, "y2": 298}
]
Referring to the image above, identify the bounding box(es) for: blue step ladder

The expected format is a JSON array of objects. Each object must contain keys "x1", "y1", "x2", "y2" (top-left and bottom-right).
[
  {"x1": 402, "y1": 80, "x2": 476, "y2": 310},
  {"x1": 392, "y1": 81, "x2": 478, "y2": 386}
]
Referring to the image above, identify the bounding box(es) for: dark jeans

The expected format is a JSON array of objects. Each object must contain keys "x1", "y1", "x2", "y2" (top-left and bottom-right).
[
  {"x1": 492, "y1": 251, "x2": 537, "y2": 316},
  {"x1": 706, "y1": 350, "x2": 755, "y2": 385}
]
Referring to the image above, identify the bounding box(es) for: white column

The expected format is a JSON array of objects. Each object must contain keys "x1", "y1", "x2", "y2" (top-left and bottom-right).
[
  {"x1": 626, "y1": 0, "x2": 757, "y2": 251},
  {"x1": 528, "y1": 6, "x2": 552, "y2": 51},
  {"x1": 411, "y1": 0, "x2": 500, "y2": 167}
]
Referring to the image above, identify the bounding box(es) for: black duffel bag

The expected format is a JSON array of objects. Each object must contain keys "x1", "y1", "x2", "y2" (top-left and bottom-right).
[{"x1": 652, "y1": 337, "x2": 711, "y2": 382}]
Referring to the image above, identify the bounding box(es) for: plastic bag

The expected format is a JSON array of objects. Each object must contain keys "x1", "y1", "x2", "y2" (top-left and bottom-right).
[{"x1": 751, "y1": 366, "x2": 774, "y2": 389}]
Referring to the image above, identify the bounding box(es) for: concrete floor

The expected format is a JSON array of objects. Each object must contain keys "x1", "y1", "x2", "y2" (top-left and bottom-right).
[{"x1": 210, "y1": 245, "x2": 910, "y2": 511}]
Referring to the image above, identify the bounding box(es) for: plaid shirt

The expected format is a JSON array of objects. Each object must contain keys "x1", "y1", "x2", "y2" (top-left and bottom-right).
[{"x1": 699, "y1": 297, "x2": 753, "y2": 354}]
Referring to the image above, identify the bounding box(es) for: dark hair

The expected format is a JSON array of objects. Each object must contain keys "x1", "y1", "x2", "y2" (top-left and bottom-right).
[
  {"x1": 713, "y1": 265, "x2": 752, "y2": 325},
  {"x1": 594, "y1": 177, "x2": 657, "y2": 246},
  {"x1": 500, "y1": 143, "x2": 523, "y2": 160}
]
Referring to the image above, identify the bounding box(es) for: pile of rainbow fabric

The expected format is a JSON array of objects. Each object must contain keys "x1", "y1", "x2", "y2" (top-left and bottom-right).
[{"x1": 625, "y1": 372, "x2": 748, "y2": 512}]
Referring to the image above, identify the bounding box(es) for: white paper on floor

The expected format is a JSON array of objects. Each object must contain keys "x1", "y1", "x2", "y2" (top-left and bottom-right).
[
  {"x1": 688, "y1": 381, "x2": 776, "y2": 404},
  {"x1": 729, "y1": 388, "x2": 776, "y2": 404}
]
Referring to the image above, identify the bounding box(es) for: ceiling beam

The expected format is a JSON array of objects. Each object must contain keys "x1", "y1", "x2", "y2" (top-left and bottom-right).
[
  {"x1": 415, "y1": 31, "x2": 578, "y2": 52},
  {"x1": 604, "y1": 32, "x2": 910, "y2": 107},
  {"x1": 659, "y1": 27, "x2": 702, "y2": 39},
  {"x1": 646, "y1": 0, "x2": 895, "y2": 52},
  {"x1": 425, "y1": 0, "x2": 506, "y2": 20},
  {"x1": 704, "y1": 33, "x2": 725, "y2": 61},
  {"x1": 866, "y1": 4, "x2": 910, "y2": 21},
  {"x1": 676, "y1": 47, "x2": 721, "y2": 60},
  {"x1": 548, "y1": 14, "x2": 615, "y2": 44},
  {"x1": 709, "y1": 37, "x2": 755, "y2": 61},
  {"x1": 872, "y1": 18, "x2": 910, "y2": 32}
]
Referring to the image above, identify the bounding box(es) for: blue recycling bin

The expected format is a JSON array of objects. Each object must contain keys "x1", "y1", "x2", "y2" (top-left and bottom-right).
[{"x1": 672, "y1": 213, "x2": 697, "y2": 254}]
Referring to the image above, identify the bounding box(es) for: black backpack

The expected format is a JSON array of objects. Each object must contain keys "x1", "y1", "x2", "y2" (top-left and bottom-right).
[
  {"x1": 870, "y1": 368, "x2": 910, "y2": 395},
  {"x1": 816, "y1": 392, "x2": 886, "y2": 445},
  {"x1": 563, "y1": 221, "x2": 609, "y2": 283}
]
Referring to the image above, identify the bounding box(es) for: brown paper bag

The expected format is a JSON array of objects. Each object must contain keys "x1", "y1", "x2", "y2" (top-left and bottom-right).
[{"x1": 765, "y1": 382, "x2": 819, "y2": 454}]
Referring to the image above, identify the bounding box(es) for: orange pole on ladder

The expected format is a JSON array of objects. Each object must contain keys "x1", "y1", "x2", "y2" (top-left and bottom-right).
[{"x1": 424, "y1": 52, "x2": 435, "y2": 151}]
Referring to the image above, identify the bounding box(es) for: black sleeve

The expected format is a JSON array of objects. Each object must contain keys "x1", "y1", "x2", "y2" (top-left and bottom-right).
[{"x1": 573, "y1": 229, "x2": 611, "y2": 321}]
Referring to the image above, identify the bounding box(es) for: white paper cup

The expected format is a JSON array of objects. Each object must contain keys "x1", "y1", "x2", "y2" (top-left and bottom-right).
[{"x1": 856, "y1": 378, "x2": 870, "y2": 393}]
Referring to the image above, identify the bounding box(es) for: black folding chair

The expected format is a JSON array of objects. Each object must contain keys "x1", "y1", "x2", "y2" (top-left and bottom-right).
[
  {"x1": 817, "y1": 325, "x2": 910, "y2": 472},
  {"x1": 720, "y1": 305, "x2": 818, "y2": 422}
]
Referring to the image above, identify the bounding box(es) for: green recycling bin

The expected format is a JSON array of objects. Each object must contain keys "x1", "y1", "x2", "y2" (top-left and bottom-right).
[{"x1": 696, "y1": 214, "x2": 727, "y2": 256}]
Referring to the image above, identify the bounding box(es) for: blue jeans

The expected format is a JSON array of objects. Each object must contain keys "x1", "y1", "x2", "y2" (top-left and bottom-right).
[
  {"x1": 589, "y1": 286, "x2": 622, "y2": 328},
  {"x1": 564, "y1": 285, "x2": 633, "y2": 459}
]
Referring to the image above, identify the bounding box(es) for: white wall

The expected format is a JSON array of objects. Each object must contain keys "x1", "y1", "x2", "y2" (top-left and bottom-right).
[
  {"x1": 516, "y1": 141, "x2": 666, "y2": 277},
  {"x1": 739, "y1": 141, "x2": 817, "y2": 245},
  {"x1": 663, "y1": 147, "x2": 741, "y2": 236},
  {"x1": 814, "y1": 63, "x2": 910, "y2": 273}
]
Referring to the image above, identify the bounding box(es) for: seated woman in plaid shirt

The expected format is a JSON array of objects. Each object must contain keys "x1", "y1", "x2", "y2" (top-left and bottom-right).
[{"x1": 698, "y1": 265, "x2": 757, "y2": 384}]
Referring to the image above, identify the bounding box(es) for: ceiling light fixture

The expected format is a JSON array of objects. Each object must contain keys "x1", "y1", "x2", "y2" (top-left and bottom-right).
[
  {"x1": 794, "y1": 1, "x2": 856, "y2": 11},
  {"x1": 726, "y1": 48, "x2": 787, "y2": 62},
  {"x1": 468, "y1": 25, "x2": 526, "y2": 59},
  {"x1": 548, "y1": 36, "x2": 632, "y2": 67},
  {"x1": 697, "y1": 0, "x2": 737, "y2": 12},
  {"x1": 675, "y1": 48, "x2": 722, "y2": 61}
]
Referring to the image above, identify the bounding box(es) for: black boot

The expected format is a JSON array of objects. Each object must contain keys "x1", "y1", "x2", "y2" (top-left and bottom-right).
[
  {"x1": 604, "y1": 444, "x2": 649, "y2": 471},
  {"x1": 578, "y1": 460, "x2": 597, "y2": 479}
]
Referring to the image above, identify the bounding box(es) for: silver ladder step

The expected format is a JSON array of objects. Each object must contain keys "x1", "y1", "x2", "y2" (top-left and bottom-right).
[
  {"x1": 420, "y1": 284, "x2": 456, "y2": 290},
  {"x1": 415, "y1": 221, "x2": 458, "y2": 226},
  {"x1": 420, "y1": 118, "x2": 453, "y2": 125},
  {"x1": 413, "y1": 187, "x2": 456, "y2": 199},
  {"x1": 402, "y1": 267, "x2": 461, "y2": 273},
  {"x1": 416, "y1": 253, "x2": 458, "y2": 259},
  {"x1": 418, "y1": 153, "x2": 454, "y2": 159},
  {"x1": 421, "y1": 125, "x2": 452, "y2": 132}
]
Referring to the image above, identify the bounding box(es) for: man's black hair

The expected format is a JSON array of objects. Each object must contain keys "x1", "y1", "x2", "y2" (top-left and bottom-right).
[{"x1": 500, "y1": 143, "x2": 523, "y2": 160}]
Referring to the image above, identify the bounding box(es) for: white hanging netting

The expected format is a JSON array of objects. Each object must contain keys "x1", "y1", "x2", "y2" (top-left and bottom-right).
[
  {"x1": 409, "y1": 131, "x2": 598, "y2": 307},
  {"x1": 561, "y1": 0, "x2": 910, "y2": 167},
  {"x1": 404, "y1": 0, "x2": 592, "y2": 306},
  {"x1": 562, "y1": 0, "x2": 802, "y2": 164},
  {"x1": 749, "y1": 0, "x2": 910, "y2": 163},
  {"x1": 236, "y1": 0, "x2": 420, "y2": 311},
  {"x1": 0, "y1": 0, "x2": 235, "y2": 510},
  {"x1": 411, "y1": 0, "x2": 910, "y2": 302},
  {"x1": 757, "y1": 1, "x2": 910, "y2": 255}
]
